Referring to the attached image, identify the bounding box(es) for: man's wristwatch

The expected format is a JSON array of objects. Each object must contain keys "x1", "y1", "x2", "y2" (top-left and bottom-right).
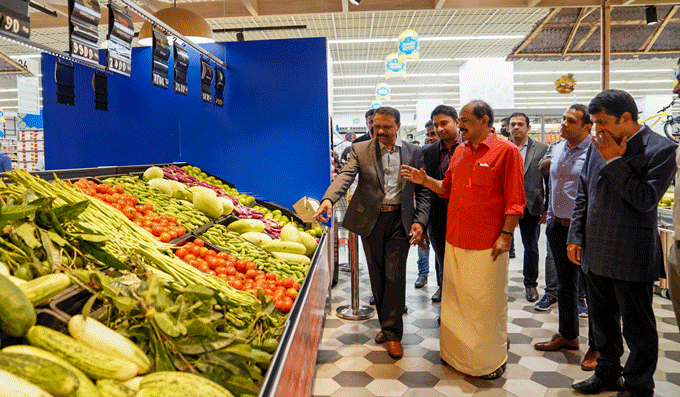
[{"x1": 500, "y1": 230, "x2": 513, "y2": 236}]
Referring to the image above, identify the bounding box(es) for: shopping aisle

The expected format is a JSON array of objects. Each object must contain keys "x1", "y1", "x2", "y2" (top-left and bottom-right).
[{"x1": 312, "y1": 232, "x2": 680, "y2": 397}]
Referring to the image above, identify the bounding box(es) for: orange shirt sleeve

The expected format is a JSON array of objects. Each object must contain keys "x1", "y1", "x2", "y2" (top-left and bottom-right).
[{"x1": 503, "y1": 144, "x2": 526, "y2": 216}]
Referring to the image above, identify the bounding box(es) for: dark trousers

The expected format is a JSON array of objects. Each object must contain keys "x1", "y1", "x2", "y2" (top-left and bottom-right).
[
  {"x1": 518, "y1": 208, "x2": 541, "y2": 288},
  {"x1": 427, "y1": 208, "x2": 447, "y2": 287},
  {"x1": 546, "y1": 221, "x2": 594, "y2": 345},
  {"x1": 586, "y1": 271, "x2": 657, "y2": 393},
  {"x1": 361, "y1": 210, "x2": 410, "y2": 342}
]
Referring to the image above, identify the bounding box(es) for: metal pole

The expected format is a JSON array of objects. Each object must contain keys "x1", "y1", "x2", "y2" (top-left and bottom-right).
[{"x1": 336, "y1": 231, "x2": 374, "y2": 320}]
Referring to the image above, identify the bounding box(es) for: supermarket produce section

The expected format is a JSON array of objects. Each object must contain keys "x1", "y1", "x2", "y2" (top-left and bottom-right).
[{"x1": 0, "y1": 163, "x2": 330, "y2": 397}]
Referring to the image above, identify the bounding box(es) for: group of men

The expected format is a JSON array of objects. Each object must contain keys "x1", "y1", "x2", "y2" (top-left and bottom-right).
[{"x1": 315, "y1": 89, "x2": 677, "y2": 396}]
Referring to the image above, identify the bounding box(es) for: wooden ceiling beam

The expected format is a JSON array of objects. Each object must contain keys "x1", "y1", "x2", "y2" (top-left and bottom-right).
[
  {"x1": 435, "y1": 0, "x2": 446, "y2": 9},
  {"x1": 562, "y1": 7, "x2": 595, "y2": 58},
  {"x1": 240, "y1": 0, "x2": 259, "y2": 16},
  {"x1": 342, "y1": 0, "x2": 349, "y2": 13},
  {"x1": 512, "y1": 49, "x2": 680, "y2": 57},
  {"x1": 510, "y1": 7, "x2": 562, "y2": 58},
  {"x1": 641, "y1": 5, "x2": 678, "y2": 53}
]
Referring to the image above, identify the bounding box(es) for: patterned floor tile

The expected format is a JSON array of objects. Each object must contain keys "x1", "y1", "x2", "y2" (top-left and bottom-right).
[{"x1": 314, "y1": 233, "x2": 680, "y2": 397}]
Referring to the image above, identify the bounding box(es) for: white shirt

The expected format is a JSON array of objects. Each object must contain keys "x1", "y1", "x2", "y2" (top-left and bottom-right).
[{"x1": 379, "y1": 136, "x2": 403, "y2": 205}]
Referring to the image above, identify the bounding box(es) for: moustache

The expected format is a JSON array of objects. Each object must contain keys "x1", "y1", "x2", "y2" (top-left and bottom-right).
[{"x1": 377, "y1": 134, "x2": 390, "y2": 138}]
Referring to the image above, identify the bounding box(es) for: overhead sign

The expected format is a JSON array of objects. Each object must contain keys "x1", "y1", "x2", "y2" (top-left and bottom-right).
[
  {"x1": 371, "y1": 101, "x2": 382, "y2": 109},
  {"x1": 68, "y1": 0, "x2": 101, "y2": 64},
  {"x1": 107, "y1": 3, "x2": 133, "y2": 76},
  {"x1": 151, "y1": 29, "x2": 170, "y2": 89},
  {"x1": 375, "y1": 83, "x2": 390, "y2": 101},
  {"x1": 385, "y1": 53, "x2": 406, "y2": 79},
  {"x1": 397, "y1": 29, "x2": 419, "y2": 63},
  {"x1": 173, "y1": 44, "x2": 189, "y2": 95},
  {"x1": 214, "y1": 66, "x2": 225, "y2": 107},
  {"x1": 0, "y1": 0, "x2": 30, "y2": 40}
]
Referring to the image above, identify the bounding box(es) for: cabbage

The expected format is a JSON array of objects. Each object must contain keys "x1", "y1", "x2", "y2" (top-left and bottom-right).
[{"x1": 143, "y1": 166, "x2": 164, "y2": 181}]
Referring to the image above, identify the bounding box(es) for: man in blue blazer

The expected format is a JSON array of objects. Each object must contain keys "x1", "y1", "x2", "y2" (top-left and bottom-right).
[{"x1": 567, "y1": 89, "x2": 677, "y2": 397}]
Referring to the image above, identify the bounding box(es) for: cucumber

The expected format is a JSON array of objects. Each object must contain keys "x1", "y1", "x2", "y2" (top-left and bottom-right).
[
  {"x1": 0, "y1": 273, "x2": 36, "y2": 336},
  {"x1": 139, "y1": 371, "x2": 235, "y2": 397},
  {"x1": 25, "y1": 325, "x2": 139, "y2": 381},
  {"x1": 0, "y1": 352, "x2": 79, "y2": 397},
  {"x1": 0, "y1": 369, "x2": 53, "y2": 397},
  {"x1": 2, "y1": 345, "x2": 102, "y2": 397},
  {"x1": 262, "y1": 240, "x2": 307, "y2": 255},
  {"x1": 19, "y1": 274, "x2": 72, "y2": 307},
  {"x1": 68, "y1": 315, "x2": 151, "y2": 374},
  {"x1": 96, "y1": 379, "x2": 136, "y2": 397}
]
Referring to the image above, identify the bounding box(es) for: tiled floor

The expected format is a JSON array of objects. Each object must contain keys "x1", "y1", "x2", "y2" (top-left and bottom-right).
[{"x1": 312, "y1": 229, "x2": 680, "y2": 397}]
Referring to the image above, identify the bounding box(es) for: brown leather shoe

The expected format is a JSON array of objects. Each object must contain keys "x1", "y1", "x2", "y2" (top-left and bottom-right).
[
  {"x1": 375, "y1": 331, "x2": 386, "y2": 344},
  {"x1": 581, "y1": 347, "x2": 599, "y2": 371},
  {"x1": 534, "y1": 333, "x2": 579, "y2": 351},
  {"x1": 386, "y1": 341, "x2": 403, "y2": 359}
]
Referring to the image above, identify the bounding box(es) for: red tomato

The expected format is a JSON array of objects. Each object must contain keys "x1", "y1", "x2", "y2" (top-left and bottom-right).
[
  {"x1": 199, "y1": 247, "x2": 210, "y2": 259},
  {"x1": 217, "y1": 273, "x2": 228, "y2": 279},
  {"x1": 169, "y1": 230, "x2": 179, "y2": 240},
  {"x1": 114, "y1": 185, "x2": 125, "y2": 194},
  {"x1": 184, "y1": 254, "x2": 197, "y2": 263},
  {"x1": 281, "y1": 277, "x2": 295, "y2": 289},
  {"x1": 194, "y1": 239, "x2": 205, "y2": 248},
  {"x1": 286, "y1": 288, "x2": 298, "y2": 300},
  {"x1": 96, "y1": 184, "x2": 109, "y2": 193},
  {"x1": 245, "y1": 269, "x2": 257, "y2": 279},
  {"x1": 151, "y1": 224, "x2": 163, "y2": 237},
  {"x1": 225, "y1": 266, "x2": 237, "y2": 276},
  {"x1": 198, "y1": 263, "x2": 210, "y2": 273},
  {"x1": 214, "y1": 266, "x2": 227, "y2": 275},
  {"x1": 229, "y1": 280, "x2": 243, "y2": 290},
  {"x1": 176, "y1": 247, "x2": 188, "y2": 258},
  {"x1": 217, "y1": 252, "x2": 229, "y2": 260},
  {"x1": 159, "y1": 232, "x2": 171, "y2": 242},
  {"x1": 189, "y1": 244, "x2": 201, "y2": 256},
  {"x1": 293, "y1": 282, "x2": 300, "y2": 291},
  {"x1": 265, "y1": 272, "x2": 277, "y2": 281},
  {"x1": 176, "y1": 226, "x2": 187, "y2": 236},
  {"x1": 245, "y1": 261, "x2": 257, "y2": 271},
  {"x1": 206, "y1": 256, "x2": 219, "y2": 269}
]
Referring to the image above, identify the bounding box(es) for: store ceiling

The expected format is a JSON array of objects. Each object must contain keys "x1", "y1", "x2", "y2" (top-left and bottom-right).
[{"x1": 0, "y1": 0, "x2": 678, "y2": 118}]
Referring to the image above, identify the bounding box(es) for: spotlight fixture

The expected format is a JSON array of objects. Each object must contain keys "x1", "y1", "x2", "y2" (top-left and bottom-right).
[
  {"x1": 646, "y1": 6, "x2": 658, "y2": 26},
  {"x1": 349, "y1": 0, "x2": 362, "y2": 5},
  {"x1": 236, "y1": 31, "x2": 244, "y2": 41}
]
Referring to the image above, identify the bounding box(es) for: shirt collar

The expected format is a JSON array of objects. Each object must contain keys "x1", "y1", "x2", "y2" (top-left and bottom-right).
[
  {"x1": 464, "y1": 131, "x2": 498, "y2": 150},
  {"x1": 439, "y1": 139, "x2": 457, "y2": 152},
  {"x1": 627, "y1": 125, "x2": 644, "y2": 142},
  {"x1": 379, "y1": 135, "x2": 402, "y2": 151},
  {"x1": 575, "y1": 134, "x2": 592, "y2": 150}
]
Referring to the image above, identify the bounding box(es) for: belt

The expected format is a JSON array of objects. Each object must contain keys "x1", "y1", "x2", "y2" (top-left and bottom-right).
[
  {"x1": 555, "y1": 217, "x2": 571, "y2": 227},
  {"x1": 380, "y1": 204, "x2": 401, "y2": 212}
]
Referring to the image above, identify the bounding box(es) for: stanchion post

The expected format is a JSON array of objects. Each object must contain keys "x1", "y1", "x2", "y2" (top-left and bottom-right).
[{"x1": 336, "y1": 231, "x2": 374, "y2": 320}]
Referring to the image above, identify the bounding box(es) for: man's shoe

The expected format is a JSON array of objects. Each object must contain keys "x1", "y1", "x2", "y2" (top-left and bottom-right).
[
  {"x1": 386, "y1": 341, "x2": 403, "y2": 359},
  {"x1": 431, "y1": 287, "x2": 442, "y2": 302},
  {"x1": 534, "y1": 333, "x2": 579, "y2": 351},
  {"x1": 578, "y1": 298, "x2": 589, "y2": 318},
  {"x1": 509, "y1": 249, "x2": 516, "y2": 259},
  {"x1": 415, "y1": 275, "x2": 427, "y2": 288},
  {"x1": 534, "y1": 294, "x2": 558, "y2": 311},
  {"x1": 526, "y1": 287, "x2": 539, "y2": 302},
  {"x1": 610, "y1": 390, "x2": 653, "y2": 397},
  {"x1": 572, "y1": 374, "x2": 624, "y2": 394},
  {"x1": 375, "y1": 331, "x2": 386, "y2": 344},
  {"x1": 480, "y1": 362, "x2": 506, "y2": 380},
  {"x1": 581, "y1": 347, "x2": 599, "y2": 371},
  {"x1": 369, "y1": 296, "x2": 376, "y2": 305},
  {"x1": 403, "y1": 306, "x2": 408, "y2": 314}
]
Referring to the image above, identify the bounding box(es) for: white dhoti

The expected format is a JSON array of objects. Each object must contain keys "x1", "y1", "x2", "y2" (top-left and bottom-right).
[{"x1": 440, "y1": 242, "x2": 508, "y2": 376}]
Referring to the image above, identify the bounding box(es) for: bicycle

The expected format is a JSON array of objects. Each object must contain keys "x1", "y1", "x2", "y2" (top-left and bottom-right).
[{"x1": 639, "y1": 97, "x2": 680, "y2": 142}]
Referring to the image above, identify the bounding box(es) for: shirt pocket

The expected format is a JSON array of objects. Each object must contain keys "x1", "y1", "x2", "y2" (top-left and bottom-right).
[{"x1": 471, "y1": 165, "x2": 496, "y2": 187}]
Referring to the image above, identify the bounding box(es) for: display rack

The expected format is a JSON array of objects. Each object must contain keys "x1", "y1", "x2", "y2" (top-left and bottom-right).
[{"x1": 1, "y1": 117, "x2": 44, "y2": 171}]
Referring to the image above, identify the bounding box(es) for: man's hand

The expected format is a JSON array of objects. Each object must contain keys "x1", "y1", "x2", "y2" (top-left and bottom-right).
[
  {"x1": 538, "y1": 158, "x2": 551, "y2": 175},
  {"x1": 491, "y1": 233, "x2": 512, "y2": 261},
  {"x1": 538, "y1": 210, "x2": 547, "y2": 224},
  {"x1": 401, "y1": 165, "x2": 427, "y2": 185},
  {"x1": 592, "y1": 130, "x2": 626, "y2": 161},
  {"x1": 567, "y1": 243, "x2": 582, "y2": 265},
  {"x1": 409, "y1": 222, "x2": 426, "y2": 248},
  {"x1": 314, "y1": 199, "x2": 333, "y2": 223}
]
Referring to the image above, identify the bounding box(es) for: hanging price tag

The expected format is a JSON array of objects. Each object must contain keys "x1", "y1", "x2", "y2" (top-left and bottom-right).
[
  {"x1": 68, "y1": 0, "x2": 101, "y2": 64},
  {"x1": 107, "y1": 3, "x2": 133, "y2": 76},
  {"x1": 151, "y1": 29, "x2": 170, "y2": 89},
  {"x1": 200, "y1": 58, "x2": 213, "y2": 103},
  {"x1": 0, "y1": 1, "x2": 31, "y2": 40},
  {"x1": 173, "y1": 44, "x2": 189, "y2": 95}
]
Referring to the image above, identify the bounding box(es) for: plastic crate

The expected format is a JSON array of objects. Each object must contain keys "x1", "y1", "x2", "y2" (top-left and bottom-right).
[
  {"x1": 253, "y1": 200, "x2": 304, "y2": 225},
  {"x1": 49, "y1": 284, "x2": 105, "y2": 320}
]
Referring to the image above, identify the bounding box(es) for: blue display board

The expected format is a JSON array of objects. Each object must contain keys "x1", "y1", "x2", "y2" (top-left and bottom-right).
[{"x1": 42, "y1": 38, "x2": 330, "y2": 210}]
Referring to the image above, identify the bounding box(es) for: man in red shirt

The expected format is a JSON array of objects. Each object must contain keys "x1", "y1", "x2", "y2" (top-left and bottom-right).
[{"x1": 401, "y1": 100, "x2": 525, "y2": 379}]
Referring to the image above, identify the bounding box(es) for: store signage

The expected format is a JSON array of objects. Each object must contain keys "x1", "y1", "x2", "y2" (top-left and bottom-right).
[
  {"x1": 106, "y1": 3, "x2": 133, "y2": 77},
  {"x1": 371, "y1": 101, "x2": 382, "y2": 109},
  {"x1": 555, "y1": 73, "x2": 576, "y2": 94},
  {"x1": 55, "y1": 59, "x2": 75, "y2": 106},
  {"x1": 93, "y1": 70, "x2": 108, "y2": 111},
  {"x1": 68, "y1": 0, "x2": 101, "y2": 64},
  {"x1": 0, "y1": 0, "x2": 30, "y2": 40},
  {"x1": 385, "y1": 53, "x2": 406, "y2": 79},
  {"x1": 214, "y1": 66, "x2": 225, "y2": 107},
  {"x1": 173, "y1": 44, "x2": 189, "y2": 95},
  {"x1": 397, "y1": 29, "x2": 419, "y2": 63},
  {"x1": 200, "y1": 58, "x2": 213, "y2": 103},
  {"x1": 151, "y1": 29, "x2": 170, "y2": 89},
  {"x1": 375, "y1": 83, "x2": 390, "y2": 101}
]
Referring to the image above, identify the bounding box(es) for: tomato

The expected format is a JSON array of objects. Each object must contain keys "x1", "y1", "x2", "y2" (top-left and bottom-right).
[
  {"x1": 194, "y1": 239, "x2": 205, "y2": 248},
  {"x1": 176, "y1": 247, "x2": 188, "y2": 258},
  {"x1": 143, "y1": 203, "x2": 154, "y2": 213},
  {"x1": 199, "y1": 247, "x2": 210, "y2": 259},
  {"x1": 159, "y1": 232, "x2": 171, "y2": 242},
  {"x1": 96, "y1": 184, "x2": 109, "y2": 193},
  {"x1": 176, "y1": 226, "x2": 187, "y2": 236},
  {"x1": 214, "y1": 266, "x2": 227, "y2": 275},
  {"x1": 169, "y1": 229, "x2": 179, "y2": 240},
  {"x1": 206, "y1": 270, "x2": 216, "y2": 276},
  {"x1": 265, "y1": 272, "x2": 277, "y2": 281},
  {"x1": 151, "y1": 224, "x2": 163, "y2": 237},
  {"x1": 273, "y1": 288, "x2": 285, "y2": 301},
  {"x1": 245, "y1": 269, "x2": 257, "y2": 279},
  {"x1": 293, "y1": 282, "x2": 300, "y2": 290},
  {"x1": 184, "y1": 254, "x2": 197, "y2": 263},
  {"x1": 225, "y1": 266, "x2": 237, "y2": 276},
  {"x1": 206, "y1": 256, "x2": 219, "y2": 269},
  {"x1": 281, "y1": 277, "x2": 295, "y2": 289},
  {"x1": 198, "y1": 263, "x2": 210, "y2": 273},
  {"x1": 226, "y1": 275, "x2": 236, "y2": 282},
  {"x1": 217, "y1": 273, "x2": 228, "y2": 279},
  {"x1": 285, "y1": 288, "x2": 298, "y2": 300},
  {"x1": 234, "y1": 261, "x2": 246, "y2": 273},
  {"x1": 217, "y1": 252, "x2": 229, "y2": 260},
  {"x1": 189, "y1": 244, "x2": 201, "y2": 256},
  {"x1": 254, "y1": 281, "x2": 267, "y2": 290},
  {"x1": 254, "y1": 274, "x2": 266, "y2": 282},
  {"x1": 215, "y1": 258, "x2": 227, "y2": 268},
  {"x1": 245, "y1": 261, "x2": 257, "y2": 271},
  {"x1": 229, "y1": 280, "x2": 243, "y2": 290}
]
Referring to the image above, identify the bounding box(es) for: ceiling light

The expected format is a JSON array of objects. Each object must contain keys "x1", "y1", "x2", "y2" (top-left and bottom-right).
[
  {"x1": 349, "y1": 0, "x2": 362, "y2": 5},
  {"x1": 646, "y1": 6, "x2": 658, "y2": 26},
  {"x1": 138, "y1": 7, "x2": 215, "y2": 46}
]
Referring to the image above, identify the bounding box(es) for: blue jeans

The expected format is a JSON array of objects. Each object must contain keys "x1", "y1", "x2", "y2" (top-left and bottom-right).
[{"x1": 417, "y1": 245, "x2": 430, "y2": 277}]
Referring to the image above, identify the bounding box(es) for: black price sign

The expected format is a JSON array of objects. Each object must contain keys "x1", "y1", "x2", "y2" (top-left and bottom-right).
[
  {"x1": 173, "y1": 44, "x2": 189, "y2": 95},
  {"x1": 68, "y1": 0, "x2": 101, "y2": 65},
  {"x1": 106, "y1": 3, "x2": 133, "y2": 76},
  {"x1": 151, "y1": 29, "x2": 170, "y2": 89},
  {"x1": 214, "y1": 66, "x2": 225, "y2": 107},
  {"x1": 200, "y1": 58, "x2": 213, "y2": 103},
  {"x1": 0, "y1": 0, "x2": 31, "y2": 40}
]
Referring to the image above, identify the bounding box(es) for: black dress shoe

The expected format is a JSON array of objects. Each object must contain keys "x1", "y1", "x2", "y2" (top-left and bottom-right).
[
  {"x1": 572, "y1": 374, "x2": 624, "y2": 395},
  {"x1": 369, "y1": 296, "x2": 376, "y2": 305},
  {"x1": 509, "y1": 251, "x2": 516, "y2": 259},
  {"x1": 403, "y1": 306, "x2": 408, "y2": 314},
  {"x1": 431, "y1": 287, "x2": 442, "y2": 302},
  {"x1": 610, "y1": 390, "x2": 653, "y2": 397},
  {"x1": 415, "y1": 275, "x2": 427, "y2": 288},
  {"x1": 525, "y1": 287, "x2": 539, "y2": 302}
]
